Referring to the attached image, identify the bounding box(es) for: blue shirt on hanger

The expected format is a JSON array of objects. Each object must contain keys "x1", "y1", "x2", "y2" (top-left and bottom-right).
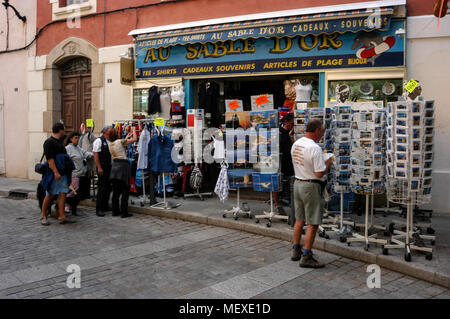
[{"x1": 148, "y1": 134, "x2": 178, "y2": 173}]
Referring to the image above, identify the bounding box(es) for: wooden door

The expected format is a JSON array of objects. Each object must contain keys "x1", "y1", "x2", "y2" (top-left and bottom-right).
[{"x1": 61, "y1": 74, "x2": 91, "y2": 133}]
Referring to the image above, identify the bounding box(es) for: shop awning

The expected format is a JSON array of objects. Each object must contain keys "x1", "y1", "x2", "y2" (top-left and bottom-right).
[{"x1": 131, "y1": 5, "x2": 397, "y2": 50}]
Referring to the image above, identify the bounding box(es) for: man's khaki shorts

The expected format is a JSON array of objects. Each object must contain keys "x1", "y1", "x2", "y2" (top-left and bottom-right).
[{"x1": 293, "y1": 179, "x2": 325, "y2": 225}]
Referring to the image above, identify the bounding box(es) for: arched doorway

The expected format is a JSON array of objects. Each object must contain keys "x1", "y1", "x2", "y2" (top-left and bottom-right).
[{"x1": 59, "y1": 57, "x2": 92, "y2": 133}]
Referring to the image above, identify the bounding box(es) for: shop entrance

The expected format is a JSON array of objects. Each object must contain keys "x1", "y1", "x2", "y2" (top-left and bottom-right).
[{"x1": 60, "y1": 57, "x2": 92, "y2": 133}]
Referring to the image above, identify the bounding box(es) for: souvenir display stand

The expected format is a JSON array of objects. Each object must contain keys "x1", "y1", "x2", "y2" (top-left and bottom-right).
[
  {"x1": 222, "y1": 168, "x2": 253, "y2": 220},
  {"x1": 383, "y1": 99, "x2": 435, "y2": 261},
  {"x1": 328, "y1": 105, "x2": 357, "y2": 240},
  {"x1": 184, "y1": 109, "x2": 213, "y2": 200},
  {"x1": 345, "y1": 103, "x2": 388, "y2": 251},
  {"x1": 254, "y1": 173, "x2": 288, "y2": 227},
  {"x1": 251, "y1": 111, "x2": 288, "y2": 227}
]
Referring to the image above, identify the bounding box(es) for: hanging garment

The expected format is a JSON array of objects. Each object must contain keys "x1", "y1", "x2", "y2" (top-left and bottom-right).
[
  {"x1": 190, "y1": 165, "x2": 203, "y2": 190},
  {"x1": 295, "y1": 83, "x2": 312, "y2": 102},
  {"x1": 212, "y1": 136, "x2": 225, "y2": 161},
  {"x1": 137, "y1": 128, "x2": 151, "y2": 170},
  {"x1": 148, "y1": 133, "x2": 178, "y2": 173},
  {"x1": 159, "y1": 89, "x2": 171, "y2": 119},
  {"x1": 148, "y1": 86, "x2": 161, "y2": 115},
  {"x1": 198, "y1": 81, "x2": 220, "y2": 127},
  {"x1": 284, "y1": 80, "x2": 297, "y2": 100},
  {"x1": 215, "y1": 163, "x2": 229, "y2": 203},
  {"x1": 171, "y1": 86, "x2": 185, "y2": 106}
]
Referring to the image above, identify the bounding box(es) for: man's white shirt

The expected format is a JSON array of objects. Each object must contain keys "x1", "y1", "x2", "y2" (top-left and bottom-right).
[{"x1": 291, "y1": 137, "x2": 326, "y2": 180}]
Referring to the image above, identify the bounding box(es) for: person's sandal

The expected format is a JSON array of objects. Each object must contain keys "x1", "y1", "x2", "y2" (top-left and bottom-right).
[
  {"x1": 58, "y1": 218, "x2": 76, "y2": 224},
  {"x1": 40, "y1": 216, "x2": 50, "y2": 226}
]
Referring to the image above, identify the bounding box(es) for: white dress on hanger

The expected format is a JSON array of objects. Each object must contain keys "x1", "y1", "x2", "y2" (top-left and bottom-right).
[
  {"x1": 295, "y1": 83, "x2": 312, "y2": 102},
  {"x1": 159, "y1": 89, "x2": 171, "y2": 120},
  {"x1": 171, "y1": 86, "x2": 185, "y2": 106},
  {"x1": 137, "y1": 128, "x2": 151, "y2": 170}
]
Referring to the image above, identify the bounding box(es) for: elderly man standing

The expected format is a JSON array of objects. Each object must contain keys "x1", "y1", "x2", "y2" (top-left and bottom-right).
[
  {"x1": 290, "y1": 120, "x2": 333, "y2": 268},
  {"x1": 93, "y1": 126, "x2": 113, "y2": 217}
]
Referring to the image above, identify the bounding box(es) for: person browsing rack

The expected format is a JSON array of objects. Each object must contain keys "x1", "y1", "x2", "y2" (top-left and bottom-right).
[
  {"x1": 290, "y1": 119, "x2": 333, "y2": 268},
  {"x1": 109, "y1": 127, "x2": 137, "y2": 218}
]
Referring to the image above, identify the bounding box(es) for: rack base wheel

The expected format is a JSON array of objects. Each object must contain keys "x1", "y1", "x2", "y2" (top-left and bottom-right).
[
  {"x1": 426, "y1": 253, "x2": 433, "y2": 261},
  {"x1": 266, "y1": 222, "x2": 272, "y2": 228},
  {"x1": 384, "y1": 231, "x2": 390, "y2": 237},
  {"x1": 255, "y1": 219, "x2": 260, "y2": 224},
  {"x1": 234, "y1": 216, "x2": 239, "y2": 221},
  {"x1": 140, "y1": 202, "x2": 144, "y2": 207},
  {"x1": 382, "y1": 246, "x2": 389, "y2": 255},
  {"x1": 347, "y1": 242, "x2": 351, "y2": 247},
  {"x1": 365, "y1": 244, "x2": 369, "y2": 252},
  {"x1": 405, "y1": 253, "x2": 412, "y2": 262},
  {"x1": 222, "y1": 214, "x2": 226, "y2": 218},
  {"x1": 249, "y1": 214, "x2": 253, "y2": 220},
  {"x1": 431, "y1": 240, "x2": 435, "y2": 246},
  {"x1": 427, "y1": 227, "x2": 435, "y2": 235},
  {"x1": 302, "y1": 229, "x2": 305, "y2": 235},
  {"x1": 340, "y1": 236, "x2": 347, "y2": 243}
]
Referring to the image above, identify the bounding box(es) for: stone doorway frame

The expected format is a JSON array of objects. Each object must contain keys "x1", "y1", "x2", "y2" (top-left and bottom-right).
[{"x1": 43, "y1": 37, "x2": 103, "y2": 134}]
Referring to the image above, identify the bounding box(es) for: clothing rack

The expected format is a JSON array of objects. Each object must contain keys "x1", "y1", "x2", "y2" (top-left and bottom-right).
[{"x1": 112, "y1": 118, "x2": 179, "y2": 210}]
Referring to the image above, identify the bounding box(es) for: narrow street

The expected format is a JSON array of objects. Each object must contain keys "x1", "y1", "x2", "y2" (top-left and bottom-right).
[{"x1": 0, "y1": 197, "x2": 448, "y2": 299}]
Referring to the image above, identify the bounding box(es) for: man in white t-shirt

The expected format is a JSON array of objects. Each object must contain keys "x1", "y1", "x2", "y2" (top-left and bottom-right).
[{"x1": 290, "y1": 120, "x2": 333, "y2": 268}]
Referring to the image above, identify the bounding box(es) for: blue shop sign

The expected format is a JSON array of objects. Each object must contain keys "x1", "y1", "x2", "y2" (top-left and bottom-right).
[
  {"x1": 135, "y1": 20, "x2": 405, "y2": 79},
  {"x1": 136, "y1": 9, "x2": 393, "y2": 49}
]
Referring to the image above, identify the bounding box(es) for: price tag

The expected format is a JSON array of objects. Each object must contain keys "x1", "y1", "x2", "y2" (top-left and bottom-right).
[
  {"x1": 154, "y1": 118, "x2": 165, "y2": 127},
  {"x1": 86, "y1": 119, "x2": 94, "y2": 128},
  {"x1": 404, "y1": 79, "x2": 419, "y2": 94},
  {"x1": 255, "y1": 94, "x2": 270, "y2": 107}
]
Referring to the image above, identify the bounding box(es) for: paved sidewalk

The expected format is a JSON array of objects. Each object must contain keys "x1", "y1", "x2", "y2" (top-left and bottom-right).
[
  {"x1": 0, "y1": 196, "x2": 448, "y2": 299},
  {"x1": 0, "y1": 177, "x2": 449, "y2": 288}
]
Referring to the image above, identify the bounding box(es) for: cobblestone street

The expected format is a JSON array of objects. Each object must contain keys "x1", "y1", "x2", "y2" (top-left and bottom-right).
[{"x1": 0, "y1": 197, "x2": 448, "y2": 299}]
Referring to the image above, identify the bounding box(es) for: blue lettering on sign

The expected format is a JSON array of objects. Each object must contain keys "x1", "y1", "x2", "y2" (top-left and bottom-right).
[{"x1": 136, "y1": 20, "x2": 404, "y2": 78}]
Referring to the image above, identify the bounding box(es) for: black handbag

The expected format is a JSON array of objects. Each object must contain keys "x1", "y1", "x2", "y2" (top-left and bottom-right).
[{"x1": 34, "y1": 154, "x2": 47, "y2": 175}]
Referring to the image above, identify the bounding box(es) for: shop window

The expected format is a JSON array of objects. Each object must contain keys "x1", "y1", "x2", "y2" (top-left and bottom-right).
[
  {"x1": 50, "y1": 0, "x2": 96, "y2": 21},
  {"x1": 133, "y1": 89, "x2": 149, "y2": 119},
  {"x1": 328, "y1": 79, "x2": 404, "y2": 104}
]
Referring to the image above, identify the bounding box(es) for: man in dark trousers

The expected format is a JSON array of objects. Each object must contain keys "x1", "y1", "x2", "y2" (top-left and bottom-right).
[
  {"x1": 93, "y1": 126, "x2": 113, "y2": 217},
  {"x1": 274, "y1": 113, "x2": 295, "y2": 215}
]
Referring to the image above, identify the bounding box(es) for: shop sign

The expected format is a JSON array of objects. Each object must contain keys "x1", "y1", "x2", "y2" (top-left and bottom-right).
[
  {"x1": 136, "y1": 21, "x2": 404, "y2": 78},
  {"x1": 137, "y1": 12, "x2": 392, "y2": 49},
  {"x1": 120, "y1": 58, "x2": 135, "y2": 85}
]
